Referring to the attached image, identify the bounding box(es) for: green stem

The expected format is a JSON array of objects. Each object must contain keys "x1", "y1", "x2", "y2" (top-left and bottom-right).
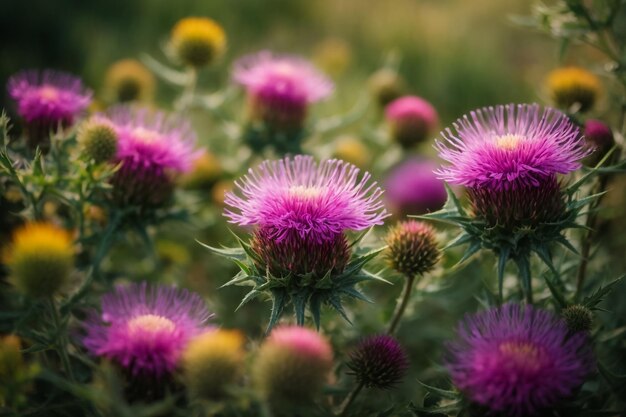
[
  {"x1": 337, "y1": 381, "x2": 364, "y2": 417},
  {"x1": 387, "y1": 274, "x2": 416, "y2": 335},
  {"x1": 48, "y1": 297, "x2": 74, "y2": 381}
]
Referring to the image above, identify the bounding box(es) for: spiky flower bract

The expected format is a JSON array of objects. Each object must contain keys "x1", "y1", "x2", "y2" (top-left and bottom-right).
[
  {"x1": 104, "y1": 106, "x2": 198, "y2": 208},
  {"x1": 6, "y1": 222, "x2": 74, "y2": 298},
  {"x1": 583, "y1": 119, "x2": 615, "y2": 167},
  {"x1": 253, "y1": 326, "x2": 333, "y2": 412},
  {"x1": 83, "y1": 282, "x2": 212, "y2": 377},
  {"x1": 170, "y1": 17, "x2": 226, "y2": 68},
  {"x1": 7, "y1": 70, "x2": 92, "y2": 148},
  {"x1": 347, "y1": 334, "x2": 409, "y2": 389},
  {"x1": 547, "y1": 66, "x2": 601, "y2": 112},
  {"x1": 385, "y1": 95, "x2": 438, "y2": 149},
  {"x1": 446, "y1": 304, "x2": 594, "y2": 417},
  {"x1": 384, "y1": 158, "x2": 446, "y2": 216},
  {"x1": 104, "y1": 59, "x2": 155, "y2": 103},
  {"x1": 182, "y1": 329, "x2": 245, "y2": 400},
  {"x1": 233, "y1": 51, "x2": 333, "y2": 134},
  {"x1": 78, "y1": 116, "x2": 118, "y2": 163},
  {"x1": 385, "y1": 220, "x2": 440, "y2": 278},
  {"x1": 562, "y1": 305, "x2": 594, "y2": 333}
]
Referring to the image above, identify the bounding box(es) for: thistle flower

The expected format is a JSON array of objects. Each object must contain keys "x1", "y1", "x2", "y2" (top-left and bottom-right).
[
  {"x1": 333, "y1": 135, "x2": 371, "y2": 168},
  {"x1": 83, "y1": 282, "x2": 212, "y2": 377},
  {"x1": 446, "y1": 304, "x2": 594, "y2": 417},
  {"x1": 253, "y1": 326, "x2": 333, "y2": 410},
  {"x1": 170, "y1": 17, "x2": 226, "y2": 68},
  {"x1": 182, "y1": 329, "x2": 245, "y2": 400},
  {"x1": 77, "y1": 116, "x2": 118, "y2": 163},
  {"x1": 7, "y1": 70, "x2": 92, "y2": 148},
  {"x1": 233, "y1": 51, "x2": 333, "y2": 131},
  {"x1": 385, "y1": 220, "x2": 440, "y2": 278},
  {"x1": 583, "y1": 119, "x2": 615, "y2": 167},
  {"x1": 368, "y1": 68, "x2": 405, "y2": 107},
  {"x1": 225, "y1": 155, "x2": 387, "y2": 244},
  {"x1": 562, "y1": 305, "x2": 594, "y2": 333},
  {"x1": 104, "y1": 59, "x2": 155, "y2": 103},
  {"x1": 435, "y1": 104, "x2": 587, "y2": 190},
  {"x1": 385, "y1": 96, "x2": 438, "y2": 149},
  {"x1": 547, "y1": 66, "x2": 601, "y2": 112},
  {"x1": 347, "y1": 334, "x2": 409, "y2": 389},
  {"x1": 104, "y1": 106, "x2": 198, "y2": 207},
  {"x1": 6, "y1": 223, "x2": 74, "y2": 298},
  {"x1": 384, "y1": 158, "x2": 446, "y2": 216}
]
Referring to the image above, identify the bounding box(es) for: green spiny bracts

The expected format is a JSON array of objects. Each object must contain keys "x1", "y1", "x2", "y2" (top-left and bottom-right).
[{"x1": 384, "y1": 220, "x2": 440, "y2": 278}]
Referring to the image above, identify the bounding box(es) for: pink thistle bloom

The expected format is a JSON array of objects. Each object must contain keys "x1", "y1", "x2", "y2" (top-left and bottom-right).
[
  {"x1": 224, "y1": 155, "x2": 388, "y2": 243},
  {"x1": 384, "y1": 158, "x2": 446, "y2": 216},
  {"x1": 233, "y1": 51, "x2": 333, "y2": 129},
  {"x1": 103, "y1": 106, "x2": 199, "y2": 206},
  {"x1": 446, "y1": 303, "x2": 594, "y2": 417},
  {"x1": 267, "y1": 326, "x2": 333, "y2": 363},
  {"x1": 7, "y1": 69, "x2": 92, "y2": 125},
  {"x1": 435, "y1": 104, "x2": 588, "y2": 190},
  {"x1": 385, "y1": 96, "x2": 438, "y2": 148},
  {"x1": 83, "y1": 282, "x2": 213, "y2": 377}
]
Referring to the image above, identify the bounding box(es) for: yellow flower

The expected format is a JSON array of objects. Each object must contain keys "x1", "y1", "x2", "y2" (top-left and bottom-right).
[
  {"x1": 170, "y1": 17, "x2": 226, "y2": 68},
  {"x1": 182, "y1": 330, "x2": 245, "y2": 399},
  {"x1": 104, "y1": 59, "x2": 155, "y2": 103},
  {"x1": 547, "y1": 66, "x2": 601, "y2": 112},
  {"x1": 6, "y1": 223, "x2": 74, "y2": 298},
  {"x1": 179, "y1": 151, "x2": 222, "y2": 190},
  {"x1": 333, "y1": 136, "x2": 371, "y2": 168}
]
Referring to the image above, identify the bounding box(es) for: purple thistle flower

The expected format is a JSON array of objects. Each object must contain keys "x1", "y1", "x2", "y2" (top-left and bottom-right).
[
  {"x1": 233, "y1": 51, "x2": 333, "y2": 129},
  {"x1": 103, "y1": 106, "x2": 199, "y2": 206},
  {"x1": 225, "y1": 155, "x2": 388, "y2": 243},
  {"x1": 7, "y1": 69, "x2": 92, "y2": 125},
  {"x1": 385, "y1": 95, "x2": 438, "y2": 148},
  {"x1": 83, "y1": 282, "x2": 212, "y2": 377},
  {"x1": 446, "y1": 303, "x2": 594, "y2": 417},
  {"x1": 435, "y1": 104, "x2": 588, "y2": 190},
  {"x1": 347, "y1": 334, "x2": 409, "y2": 389},
  {"x1": 384, "y1": 158, "x2": 446, "y2": 216}
]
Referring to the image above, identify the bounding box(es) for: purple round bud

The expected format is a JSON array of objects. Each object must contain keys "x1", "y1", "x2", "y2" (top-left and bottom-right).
[
  {"x1": 385, "y1": 96, "x2": 438, "y2": 149},
  {"x1": 347, "y1": 334, "x2": 409, "y2": 389}
]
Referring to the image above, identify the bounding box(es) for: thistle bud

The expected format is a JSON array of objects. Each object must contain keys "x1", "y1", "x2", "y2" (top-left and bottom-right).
[
  {"x1": 583, "y1": 119, "x2": 615, "y2": 167},
  {"x1": 104, "y1": 59, "x2": 155, "y2": 103},
  {"x1": 368, "y1": 68, "x2": 405, "y2": 107},
  {"x1": 78, "y1": 117, "x2": 118, "y2": 163},
  {"x1": 347, "y1": 334, "x2": 409, "y2": 389},
  {"x1": 253, "y1": 326, "x2": 333, "y2": 411},
  {"x1": 547, "y1": 66, "x2": 601, "y2": 113},
  {"x1": 385, "y1": 221, "x2": 440, "y2": 278},
  {"x1": 182, "y1": 330, "x2": 245, "y2": 400},
  {"x1": 385, "y1": 96, "x2": 438, "y2": 149},
  {"x1": 170, "y1": 17, "x2": 226, "y2": 68},
  {"x1": 562, "y1": 305, "x2": 594, "y2": 333}
]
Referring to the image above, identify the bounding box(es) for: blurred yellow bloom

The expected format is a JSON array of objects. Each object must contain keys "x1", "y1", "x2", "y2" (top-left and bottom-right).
[
  {"x1": 170, "y1": 17, "x2": 226, "y2": 68},
  {"x1": 104, "y1": 59, "x2": 155, "y2": 103},
  {"x1": 333, "y1": 135, "x2": 371, "y2": 168},
  {"x1": 547, "y1": 66, "x2": 601, "y2": 113},
  {"x1": 179, "y1": 151, "x2": 222, "y2": 190},
  {"x1": 313, "y1": 38, "x2": 352, "y2": 77}
]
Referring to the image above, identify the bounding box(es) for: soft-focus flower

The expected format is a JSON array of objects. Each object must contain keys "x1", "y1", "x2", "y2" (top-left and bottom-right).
[
  {"x1": 312, "y1": 37, "x2": 352, "y2": 77},
  {"x1": 583, "y1": 119, "x2": 615, "y2": 166},
  {"x1": 368, "y1": 68, "x2": 405, "y2": 107},
  {"x1": 83, "y1": 282, "x2": 212, "y2": 377},
  {"x1": 103, "y1": 106, "x2": 198, "y2": 207},
  {"x1": 77, "y1": 116, "x2": 118, "y2": 163},
  {"x1": 333, "y1": 135, "x2": 371, "y2": 168},
  {"x1": 179, "y1": 151, "x2": 222, "y2": 190},
  {"x1": 447, "y1": 304, "x2": 594, "y2": 417},
  {"x1": 384, "y1": 158, "x2": 446, "y2": 216},
  {"x1": 233, "y1": 51, "x2": 333, "y2": 130},
  {"x1": 104, "y1": 59, "x2": 155, "y2": 103},
  {"x1": 385, "y1": 95, "x2": 438, "y2": 148},
  {"x1": 547, "y1": 66, "x2": 601, "y2": 112},
  {"x1": 347, "y1": 334, "x2": 409, "y2": 389},
  {"x1": 435, "y1": 104, "x2": 587, "y2": 190},
  {"x1": 225, "y1": 155, "x2": 387, "y2": 244},
  {"x1": 7, "y1": 70, "x2": 92, "y2": 148},
  {"x1": 562, "y1": 305, "x2": 594, "y2": 333},
  {"x1": 182, "y1": 329, "x2": 245, "y2": 400},
  {"x1": 170, "y1": 17, "x2": 226, "y2": 68},
  {"x1": 385, "y1": 220, "x2": 440, "y2": 278},
  {"x1": 6, "y1": 223, "x2": 74, "y2": 298},
  {"x1": 253, "y1": 326, "x2": 333, "y2": 410}
]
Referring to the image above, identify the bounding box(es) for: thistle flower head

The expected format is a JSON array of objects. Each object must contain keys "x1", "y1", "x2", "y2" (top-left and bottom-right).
[
  {"x1": 182, "y1": 329, "x2": 245, "y2": 400},
  {"x1": 446, "y1": 303, "x2": 594, "y2": 417},
  {"x1": 254, "y1": 326, "x2": 333, "y2": 408},
  {"x1": 384, "y1": 158, "x2": 446, "y2": 216},
  {"x1": 104, "y1": 106, "x2": 198, "y2": 207},
  {"x1": 170, "y1": 17, "x2": 226, "y2": 67},
  {"x1": 385, "y1": 220, "x2": 440, "y2": 278},
  {"x1": 547, "y1": 66, "x2": 601, "y2": 112},
  {"x1": 83, "y1": 282, "x2": 212, "y2": 377},
  {"x1": 7, "y1": 69, "x2": 92, "y2": 125},
  {"x1": 347, "y1": 334, "x2": 409, "y2": 389},
  {"x1": 583, "y1": 119, "x2": 615, "y2": 166},
  {"x1": 225, "y1": 155, "x2": 387, "y2": 244},
  {"x1": 233, "y1": 51, "x2": 333, "y2": 129},
  {"x1": 104, "y1": 59, "x2": 155, "y2": 103},
  {"x1": 78, "y1": 116, "x2": 118, "y2": 163},
  {"x1": 333, "y1": 136, "x2": 371, "y2": 168},
  {"x1": 562, "y1": 305, "x2": 594, "y2": 333},
  {"x1": 435, "y1": 104, "x2": 588, "y2": 190},
  {"x1": 385, "y1": 95, "x2": 438, "y2": 148},
  {"x1": 6, "y1": 222, "x2": 74, "y2": 298}
]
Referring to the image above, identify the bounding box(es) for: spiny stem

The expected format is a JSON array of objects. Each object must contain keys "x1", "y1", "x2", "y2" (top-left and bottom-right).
[
  {"x1": 387, "y1": 274, "x2": 416, "y2": 335},
  {"x1": 48, "y1": 297, "x2": 75, "y2": 382},
  {"x1": 337, "y1": 381, "x2": 364, "y2": 417}
]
